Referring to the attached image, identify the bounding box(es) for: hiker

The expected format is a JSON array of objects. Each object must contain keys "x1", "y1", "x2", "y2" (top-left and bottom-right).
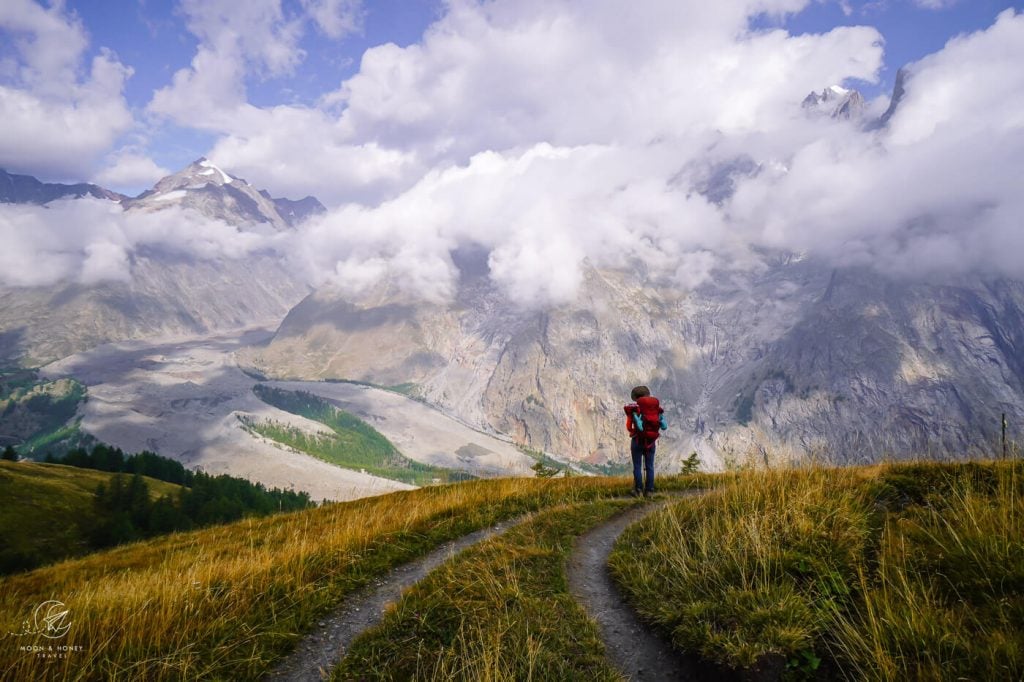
[{"x1": 624, "y1": 385, "x2": 667, "y2": 497}]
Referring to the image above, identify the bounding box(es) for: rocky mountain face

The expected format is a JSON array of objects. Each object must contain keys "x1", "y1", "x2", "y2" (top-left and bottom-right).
[
  {"x1": 802, "y1": 85, "x2": 866, "y2": 120},
  {"x1": 242, "y1": 253, "x2": 1024, "y2": 469},
  {"x1": 0, "y1": 161, "x2": 314, "y2": 366},
  {"x1": 0, "y1": 169, "x2": 125, "y2": 204},
  {"x1": 123, "y1": 158, "x2": 324, "y2": 229},
  {"x1": 260, "y1": 191, "x2": 326, "y2": 227}
]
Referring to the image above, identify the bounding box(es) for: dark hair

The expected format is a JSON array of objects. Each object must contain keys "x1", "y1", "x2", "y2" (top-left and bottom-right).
[{"x1": 630, "y1": 385, "x2": 650, "y2": 400}]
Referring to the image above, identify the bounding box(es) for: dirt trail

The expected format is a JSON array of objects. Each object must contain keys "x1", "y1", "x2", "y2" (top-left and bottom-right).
[
  {"x1": 264, "y1": 515, "x2": 526, "y2": 681},
  {"x1": 567, "y1": 492, "x2": 705, "y2": 681}
]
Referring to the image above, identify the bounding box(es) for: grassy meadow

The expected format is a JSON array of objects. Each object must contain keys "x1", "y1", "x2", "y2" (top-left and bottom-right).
[
  {"x1": 610, "y1": 460, "x2": 1024, "y2": 680},
  {"x1": 1, "y1": 458, "x2": 1020, "y2": 681},
  {"x1": 0, "y1": 474, "x2": 676, "y2": 681}
]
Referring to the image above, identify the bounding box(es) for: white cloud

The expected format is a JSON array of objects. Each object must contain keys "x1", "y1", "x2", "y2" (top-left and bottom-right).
[
  {"x1": 0, "y1": 199, "x2": 280, "y2": 288},
  {"x1": 730, "y1": 9, "x2": 1024, "y2": 279},
  {"x1": 206, "y1": 0, "x2": 882, "y2": 207},
  {"x1": 301, "y1": 0, "x2": 365, "y2": 39},
  {"x1": 148, "y1": 0, "x2": 307, "y2": 131},
  {"x1": 912, "y1": 0, "x2": 959, "y2": 10},
  {"x1": 93, "y1": 152, "x2": 171, "y2": 192},
  {"x1": 282, "y1": 3, "x2": 1024, "y2": 306},
  {"x1": 271, "y1": 0, "x2": 887, "y2": 302},
  {"x1": 8, "y1": 0, "x2": 1022, "y2": 312},
  {"x1": 0, "y1": 1, "x2": 134, "y2": 179}
]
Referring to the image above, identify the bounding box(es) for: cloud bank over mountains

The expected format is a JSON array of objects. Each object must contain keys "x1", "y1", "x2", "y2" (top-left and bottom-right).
[
  {"x1": 0, "y1": 1, "x2": 1021, "y2": 306},
  {"x1": 0, "y1": 199, "x2": 281, "y2": 288}
]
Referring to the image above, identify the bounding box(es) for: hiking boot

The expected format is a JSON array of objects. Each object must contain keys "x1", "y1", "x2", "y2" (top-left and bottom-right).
[
  {"x1": 630, "y1": 488, "x2": 642, "y2": 498},
  {"x1": 643, "y1": 489, "x2": 655, "y2": 498}
]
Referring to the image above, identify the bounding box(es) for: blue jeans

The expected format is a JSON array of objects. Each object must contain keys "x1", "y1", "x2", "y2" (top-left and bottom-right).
[{"x1": 631, "y1": 437, "x2": 655, "y2": 493}]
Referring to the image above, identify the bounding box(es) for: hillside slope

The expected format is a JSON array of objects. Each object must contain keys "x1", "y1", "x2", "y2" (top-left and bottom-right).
[{"x1": 0, "y1": 461, "x2": 181, "y2": 573}]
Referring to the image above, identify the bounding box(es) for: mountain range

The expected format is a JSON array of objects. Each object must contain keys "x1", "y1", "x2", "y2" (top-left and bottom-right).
[{"x1": 2, "y1": 83, "x2": 1021, "y2": 470}]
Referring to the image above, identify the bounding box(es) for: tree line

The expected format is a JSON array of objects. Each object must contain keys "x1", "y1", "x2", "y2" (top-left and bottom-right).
[{"x1": 49, "y1": 444, "x2": 314, "y2": 549}]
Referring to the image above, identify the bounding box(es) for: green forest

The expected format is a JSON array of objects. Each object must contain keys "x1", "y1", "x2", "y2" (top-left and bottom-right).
[{"x1": 0, "y1": 444, "x2": 316, "y2": 573}]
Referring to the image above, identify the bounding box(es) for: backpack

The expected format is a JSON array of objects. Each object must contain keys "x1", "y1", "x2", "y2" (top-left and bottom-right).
[{"x1": 625, "y1": 396, "x2": 664, "y2": 450}]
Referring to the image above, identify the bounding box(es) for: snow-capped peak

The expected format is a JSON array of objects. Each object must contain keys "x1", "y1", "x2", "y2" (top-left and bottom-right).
[
  {"x1": 125, "y1": 158, "x2": 322, "y2": 231},
  {"x1": 827, "y1": 84, "x2": 850, "y2": 97},
  {"x1": 197, "y1": 158, "x2": 234, "y2": 185}
]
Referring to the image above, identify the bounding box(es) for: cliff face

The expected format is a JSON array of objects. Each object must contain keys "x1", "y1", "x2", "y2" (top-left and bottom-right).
[
  {"x1": 716, "y1": 272, "x2": 1024, "y2": 465},
  {"x1": 242, "y1": 249, "x2": 1024, "y2": 468},
  {"x1": 0, "y1": 254, "x2": 309, "y2": 366}
]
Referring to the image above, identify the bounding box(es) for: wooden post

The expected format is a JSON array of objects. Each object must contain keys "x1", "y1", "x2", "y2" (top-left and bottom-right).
[{"x1": 1003, "y1": 412, "x2": 1008, "y2": 460}]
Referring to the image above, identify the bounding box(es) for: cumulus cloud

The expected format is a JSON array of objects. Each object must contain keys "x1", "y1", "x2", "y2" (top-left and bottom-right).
[
  {"x1": 275, "y1": 0, "x2": 888, "y2": 301},
  {"x1": 93, "y1": 151, "x2": 172, "y2": 191},
  {"x1": 148, "y1": 0, "x2": 363, "y2": 129},
  {"x1": 0, "y1": 0, "x2": 134, "y2": 179},
  {"x1": 286, "y1": 3, "x2": 1023, "y2": 306},
  {"x1": 209, "y1": 0, "x2": 882, "y2": 205},
  {"x1": 148, "y1": 0, "x2": 303, "y2": 131},
  {"x1": 730, "y1": 9, "x2": 1024, "y2": 279},
  {"x1": 0, "y1": 199, "x2": 280, "y2": 288}
]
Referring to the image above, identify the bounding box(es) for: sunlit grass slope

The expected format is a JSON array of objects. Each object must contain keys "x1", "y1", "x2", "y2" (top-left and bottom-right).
[
  {"x1": 610, "y1": 461, "x2": 1024, "y2": 681},
  {"x1": 0, "y1": 461, "x2": 181, "y2": 574},
  {"x1": 0, "y1": 474, "x2": 669, "y2": 681},
  {"x1": 333, "y1": 499, "x2": 632, "y2": 681}
]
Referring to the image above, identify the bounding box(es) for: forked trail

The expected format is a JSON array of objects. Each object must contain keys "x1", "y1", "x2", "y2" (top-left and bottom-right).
[
  {"x1": 267, "y1": 492, "x2": 704, "y2": 681},
  {"x1": 264, "y1": 515, "x2": 526, "y2": 681},
  {"x1": 567, "y1": 493, "x2": 705, "y2": 681}
]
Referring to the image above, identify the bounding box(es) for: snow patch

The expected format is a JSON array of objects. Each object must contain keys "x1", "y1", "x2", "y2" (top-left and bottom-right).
[{"x1": 199, "y1": 159, "x2": 233, "y2": 184}]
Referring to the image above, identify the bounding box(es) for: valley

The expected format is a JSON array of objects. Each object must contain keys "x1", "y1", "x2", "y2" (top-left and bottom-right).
[{"x1": 39, "y1": 326, "x2": 534, "y2": 501}]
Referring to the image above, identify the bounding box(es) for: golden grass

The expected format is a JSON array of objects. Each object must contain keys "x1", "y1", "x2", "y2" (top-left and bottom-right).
[
  {"x1": 1, "y1": 475, "x2": 637, "y2": 681},
  {"x1": 610, "y1": 461, "x2": 1024, "y2": 680},
  {"x1": 332, "y1": 500, "x2": 629, "y2": 681},
  {"x1": 828, "y1": 463, "x2": 1024, "y2": 680}
]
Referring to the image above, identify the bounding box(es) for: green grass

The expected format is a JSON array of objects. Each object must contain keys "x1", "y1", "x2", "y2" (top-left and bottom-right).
[
  {"x1": 0, "y1": 460, "x2": 181, "y2": 574},
  {"x1": 332, "y1": 499, "x2": 632, "y2": 681},
  {"x1": 248, "y1": 384, "x2": 471, "y2": 485},
  {"x1": 608, "y1": 461, "x2": 1024, "y2": 680}
]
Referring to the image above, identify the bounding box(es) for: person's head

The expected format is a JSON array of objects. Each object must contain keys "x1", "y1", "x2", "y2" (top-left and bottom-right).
[{"x1": 630, "y1": 385, "x2": 650, "y2": 401}]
